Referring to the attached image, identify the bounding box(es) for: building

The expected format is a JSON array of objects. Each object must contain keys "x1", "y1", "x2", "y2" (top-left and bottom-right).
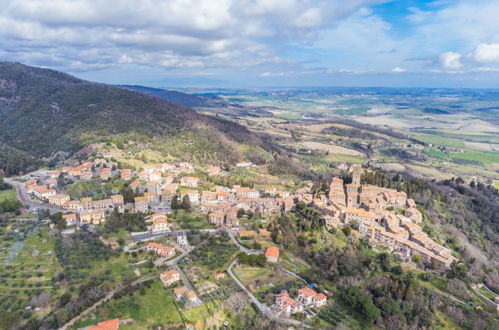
[
  {"x1": 174, "y1": 286, "x2": 188, "y2": 301},
  {"x1": 160, "y1": 270, "x2": 180, "y2": 286},
  {"x1": 274, "y1": 290, "x2": 303, "y2": 315},
  {"x1": 33, "y1": 186, "x2": 56, "y2": 200},
  {"x1": 206, "y1": 167, "x2": 221, "y2": 176},
  {"x1": 81, "y1": 197, "x2": 93, "y2": 209},
  {"x1": 215, "y1": 273, "x2": 225, "y2": 281},
  {"x1": 313, "y1": 293, "x2": 327, "y2": 307},
  {"x1": 208, "y1": 212, "x2": 225, "y2": 226},
  {"x1": 63, "y1": 200, "x2": 82, "y2": 211},
  {"x1": 151, "y1": 218, "x2": 169, "y2": 232},
  {"x1": 134, "y1": 196, "x2": 149, "y2": 213},
  {"x1": 177, "y1": 232, "x2": 188, "y2": 246},
  {"x1": 48, "y1": 194, "x2": 70, "y2": 206},
  {"x1": 146, "y1": 242, "x2": 175, "y2": 258},
  {"x1": 238, "y1": 230, "x2": 256, "y2": 238},
  {"x1": 179, "y1": 190, "x2": 199, "y2": 204},
  {"x1": 62, "y1": 213, "x2": 77, "y2": 226},
  {"x1": 100, "y1": 167, "x2": 111, "y2": 180},
  {"x1": 88, "y1": 318, "x2": 120, "y2": 330},
  {"x1": 297, "y1": 286, "x2": 317, "y2": 305},
  {"x1": 235, "y1": 187, "x2": 259, "y2": 199},
  {"x1": 265, "y1": 246, "x2": 279, "y2": 263},
  {"x1": 121, "y1": 169, "x2": 132, "y2": 180},
  {"x1": 180, "y1": 176, "x2": 200, "y2": 187},
  {"x1": 80, "y1": 210, "x2": 106, "y2": 225}
]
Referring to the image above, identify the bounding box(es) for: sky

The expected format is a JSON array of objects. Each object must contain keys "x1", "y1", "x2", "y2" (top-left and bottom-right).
[{"x1": 1, "y1": 0, "x2": 499, "y2": 88}]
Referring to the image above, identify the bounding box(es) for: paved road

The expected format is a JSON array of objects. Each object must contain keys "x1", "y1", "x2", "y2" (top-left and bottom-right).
[
  {"x1": 225, "y1": 228, "x2": 264, "y2": 255},
  {"x1": 4, "y1": 178, "x2": 61, "y2": 213},
  {"x1": 226, "y1": 258, "x2": 311, "y2": 328},
  {"x1": 131, "y1": 228, "x2": 218, "y2": 243}
]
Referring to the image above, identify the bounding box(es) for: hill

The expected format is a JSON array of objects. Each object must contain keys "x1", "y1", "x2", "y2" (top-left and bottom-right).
[{"x1": 0, "y1": 62, "x2": 275, "y2": 174}]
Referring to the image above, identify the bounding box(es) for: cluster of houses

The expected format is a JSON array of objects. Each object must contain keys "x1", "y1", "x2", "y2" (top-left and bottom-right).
[
  {"x1": 159, "y1": 269, "x2": 202, "y2": 308},
  {"x1": 313, "y1": 165, "x2": 457, "y2": 271},
  {"x1": 25, "y1": 157, "x2": 313, "y2": 231},
  {"x1": 273, "y1": 286, "x2": 328, "y2": 315}
]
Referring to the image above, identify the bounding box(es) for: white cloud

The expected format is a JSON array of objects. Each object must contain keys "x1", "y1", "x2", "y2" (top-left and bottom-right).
[
  {"x1": 391, "y1": 67, "x2": 406, "y2": 72},
  {"x1": 471, "y1": 43, "x2": 499, "y2": 63},
  {"x1": 440, "y1": 52, "x2": 463, "y2": 69},
  {"x1": 0, "y1": 0, "x2": 378, "y2": 73}
]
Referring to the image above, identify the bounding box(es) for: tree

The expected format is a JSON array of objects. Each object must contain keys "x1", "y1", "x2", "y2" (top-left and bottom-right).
[
  {"x1": 171, "y1": 195, "x2": 180, "y2": 210},
  {"x1": 181, "y1": 195, "x2": 191, "y2": 210},
  {"x1": 237, "y1": 208, "x2": 245, "y2": 218}
]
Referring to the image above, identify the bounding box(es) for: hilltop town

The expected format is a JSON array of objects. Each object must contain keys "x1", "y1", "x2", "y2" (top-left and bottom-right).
[{"x1": 3, "y1": 148, "x2": 491, "y2": 330}]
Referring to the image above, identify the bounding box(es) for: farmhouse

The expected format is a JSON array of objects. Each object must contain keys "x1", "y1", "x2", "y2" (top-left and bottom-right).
[
  {"x1": 160, "y1": 270, "x2": 180, "y2": 286},
  {"x1": 265, "y1": 246, "x2": 279, "y2": 263}
]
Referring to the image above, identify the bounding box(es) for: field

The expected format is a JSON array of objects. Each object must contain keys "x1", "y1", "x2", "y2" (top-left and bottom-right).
[
  {"x1": 0, "y1": 189, "x2": 17, "y2": 203},
  {"x1": 71, "y1": 280, "x2": 183, "y2": 329},
  {"x1": 196, "y1": 88, "x2": 499, "y2": 182},
  {"x1": 232, "y1": 265, "x2": 297, "y2": 295},
  {"x1": 0, "y1": 222, "x2": 62, "y2": 322}
]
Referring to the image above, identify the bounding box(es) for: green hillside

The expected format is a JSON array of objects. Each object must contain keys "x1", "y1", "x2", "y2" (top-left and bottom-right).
[{"x1": 0, "y1": 62, "x2": 266, "y2": 174}]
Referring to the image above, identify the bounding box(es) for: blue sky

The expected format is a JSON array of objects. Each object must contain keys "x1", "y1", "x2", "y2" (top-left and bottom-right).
[{"x1": 1, "y1": 0, "x2": 499, "y2": 88}]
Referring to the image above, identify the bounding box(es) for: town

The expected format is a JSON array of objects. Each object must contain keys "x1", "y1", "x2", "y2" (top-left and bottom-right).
[{"x1": 3, "y1": 153, "x2": 472, "y2": 329}]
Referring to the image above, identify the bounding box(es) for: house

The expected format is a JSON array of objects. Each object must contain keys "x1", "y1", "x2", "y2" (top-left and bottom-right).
[
  {"x1": 263, "y1": 187, "x2": 277, "y2": 196},
  {"x1": 186, "y1": 290, "x2": 200, "y2": 304},
  {"x1": 274, "y1": 290, "x2": 303, "y2": 315},
  {"x1": 33, "y1": 186, "x2": 56, "y2": 200},
  {"x1": 45, "y1": 178, "x2": 58, "y2": 188},
  {"x1": 206, "y1": 167, "x2": 221, "y2": 176},
  {"x1": 100, "y1": 167, "x2": 111, "y2": 180},
  {"x1": 180, "y1": 176, "x2": 200, "y2": 187},
  {"x1": 79, "y1": 170, "x2": 93, "y2": 181},
  {"x1": 146, "y1": 242, "x2": 175, "y2": 258},
  {"x1": 238, "y1": 230, "x2": 256, "y2": 238},
  {"x1": 130, "y1": 180, "x2": 142, "y2": 190},
  {"x1": 63, "y1": 200, "x2": 82, "y2": 211},
  {"x1": 297, "y1": 286, "x2": 317, "y2": 305},
  {"x1": 111, "y1": 194, "x2": 124, "y2": 205},
  {"x1": 121, "y1": 169, "x2": 132, "y2": 180},
  {"x1": 152, "y1": 218, "x2": 169, "y2": 232},
  {"x1": 208, "y1": 212, "x2": 225, "y2": 226},
  {"x1": 160, "y1": 270, "x2": 180, "y2": 286},
  {"x1": 80, "y1": 210, "x2": 106, "y2": 225},
  {"x1": 134, "y1": 196, "x2": 149, "y2": 213},
  {"x1": 215, "y1": 273, "x2": 225, "y2": 281},
  {"x1": 147, "y1": 181, "x2": 160, "y2": 194},
  {"x1": 62, "y1": 213, "x2": 77, "y2": 226},
  {"x1": 216, "y1": 191, "x2": 228, "y2": 201},
  {"x1": 265, "y1": 246, "x2": 279, "y2": 263},
  {"x1": 177, "y1": 232, "x2": 188, "y2": 246},
  {"x1": 48, "y1": 194, "x2": 70, "y2": 206},
  {"x1": 152, "y1": 212, "x2": 167, "y2": 221},
  {"x1": 313, "y1": 293, "x2": 327, "y2": 307},
  {"x1": 81, "y1": 197, "x2": 93, "y2": 209},
  {"x1": 88, "y1": 318, "x2": 120, "y2": 330},
  {"x1": 179, "y1": 190, "x2": 199, "y2": 204},
  {"x1": 235, "y1": 187, "x2": 259, "y2": 199},
  {"x1": 174, "y1": 286, "x2": 188, "y2": 301}
]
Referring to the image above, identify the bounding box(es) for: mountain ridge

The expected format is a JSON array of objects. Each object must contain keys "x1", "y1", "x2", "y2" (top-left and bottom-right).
[{"x1": 0, "y1": 62, "x2": 268, "y2": 174}]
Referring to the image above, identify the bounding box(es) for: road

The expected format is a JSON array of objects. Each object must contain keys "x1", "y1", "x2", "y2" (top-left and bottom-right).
[
  {"x1": 225, "y1": 228, "x2": 263, "y2": 255},
  {"x1": 131, "y1": 228, "x2": 218, "y2": 243},
  {"x1": 226, "y1": 258, "x2": 311, "y2": 328},
  {"x1": 4, "y1": 178, "x2": 61, "y2": 213}
]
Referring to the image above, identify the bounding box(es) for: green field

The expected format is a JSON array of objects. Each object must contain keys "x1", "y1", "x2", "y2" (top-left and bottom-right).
[
  {"x1": 0, "y1": 189, "x2": 17, "y2": 203},
  {"x1": 72, "y1": 280, "x2": 183, "y2": 330}
]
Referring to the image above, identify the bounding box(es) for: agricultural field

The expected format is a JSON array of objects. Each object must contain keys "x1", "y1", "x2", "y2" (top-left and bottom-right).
[
  {"x1": 191, "y1": 88, "x2": 499, "y2": 182},
  {"x1": 70, "y1": 280, "x2": 183, "y2": 330}
]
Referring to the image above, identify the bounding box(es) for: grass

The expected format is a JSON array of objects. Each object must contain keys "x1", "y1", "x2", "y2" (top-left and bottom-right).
[
  {"x1": 494, "y1": 181, "x2": 499, "y2": 189},
  {"x1": 452, "y1": 150, "x2": 499, "y2": 164},
  {"x1": 0, "y1": 189, "x2": 17, "y2": 203},
  {"x1": 72, "y1": 280, "x2": 183, "y2": 330},
  {"x1": 477, "y1": 287, "x2": 498, "y2": 301}
]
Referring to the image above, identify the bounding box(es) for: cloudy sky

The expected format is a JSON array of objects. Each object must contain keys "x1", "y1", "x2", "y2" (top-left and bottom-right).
[{"x1": 1, "y1": 0, "x2": 499, "y2": 87}]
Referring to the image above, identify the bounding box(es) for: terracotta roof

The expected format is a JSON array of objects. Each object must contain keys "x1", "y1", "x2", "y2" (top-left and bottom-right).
[
  {"x1": 88, "y1": 318, "x2": 120, "y2": 330},
  {"x1": 265, "y1": 246, "x2": 279, "y2": 259},
  {"x1": 298, "y1": 286, "x2": 317, "y2": 298}
]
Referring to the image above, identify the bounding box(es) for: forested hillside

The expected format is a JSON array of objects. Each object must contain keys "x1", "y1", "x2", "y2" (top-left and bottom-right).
[{"x1": 0, "y1": 62, "x2": 269, "y2": 175}]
